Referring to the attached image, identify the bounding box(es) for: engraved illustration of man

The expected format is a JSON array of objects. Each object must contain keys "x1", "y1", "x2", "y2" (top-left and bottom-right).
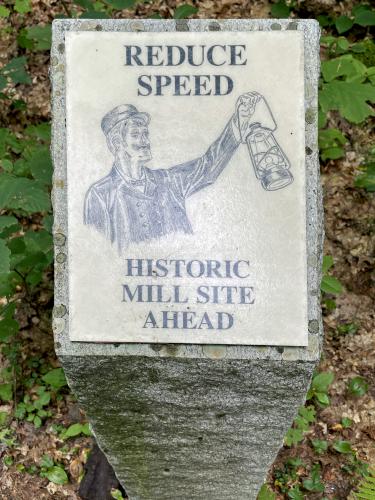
[{"x1": 83, "y1": 92, "x2": 292, "y2": 251}]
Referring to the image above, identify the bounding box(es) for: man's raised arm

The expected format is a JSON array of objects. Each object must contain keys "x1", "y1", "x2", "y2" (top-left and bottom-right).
[{"x1": 164, "y1": 92, "x2": 264, "y2": 199}]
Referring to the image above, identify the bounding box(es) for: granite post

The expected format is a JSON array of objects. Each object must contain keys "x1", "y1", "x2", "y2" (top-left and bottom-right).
[{"x1": 51, "y1": 19, "x2": 322, "y2": 499}]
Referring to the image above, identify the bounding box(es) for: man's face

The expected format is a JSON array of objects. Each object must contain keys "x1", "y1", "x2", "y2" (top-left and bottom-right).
[{"x1": 120, "y1": 118, "x2": 151, "y2": 162}]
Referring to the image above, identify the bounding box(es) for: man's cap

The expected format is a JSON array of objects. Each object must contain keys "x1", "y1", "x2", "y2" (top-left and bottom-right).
[{"x1": 101, "y1": 104, "x2": 150, "y2": 135}]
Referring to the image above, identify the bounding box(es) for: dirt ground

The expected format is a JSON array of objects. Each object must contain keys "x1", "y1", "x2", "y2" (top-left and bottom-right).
[{"x1": 0, "y1": 0, "x2": 374, "y2": 498}]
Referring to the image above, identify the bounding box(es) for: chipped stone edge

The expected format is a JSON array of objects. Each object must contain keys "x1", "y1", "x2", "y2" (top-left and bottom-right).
[{"x1": 51, "y1": 18, "x2": 322, "y2": 362}]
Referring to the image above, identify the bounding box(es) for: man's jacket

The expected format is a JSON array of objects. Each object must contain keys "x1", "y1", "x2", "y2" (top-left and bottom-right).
[{"x1": 83, "y1": 122, "x2": 239, "y2": 252}]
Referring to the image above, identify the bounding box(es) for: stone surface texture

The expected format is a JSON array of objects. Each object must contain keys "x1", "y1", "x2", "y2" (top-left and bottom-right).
[{"x1": 51, "y1": 19, "x2": 321, "y2": 499}]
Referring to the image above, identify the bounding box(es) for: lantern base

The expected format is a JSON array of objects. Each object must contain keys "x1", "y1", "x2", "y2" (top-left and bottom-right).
[{"x1": 262, "y1": 168, "x2": 294, "y2": 191}]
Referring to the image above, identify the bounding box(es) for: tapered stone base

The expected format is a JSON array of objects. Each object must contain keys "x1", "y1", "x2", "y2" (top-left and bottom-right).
[{"x1": 61, "y1": 355, "x2": 316, "y2": 499}]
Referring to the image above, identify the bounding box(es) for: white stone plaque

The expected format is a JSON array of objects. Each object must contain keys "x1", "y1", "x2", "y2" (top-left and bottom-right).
[{"x1": 65, "y1": 30, "x2": 307, "y2": 345}]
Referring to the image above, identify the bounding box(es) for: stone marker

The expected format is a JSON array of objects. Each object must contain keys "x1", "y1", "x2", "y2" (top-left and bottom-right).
[{"x1": 51, "y1": 19, "x2": 322, "y2": 499}]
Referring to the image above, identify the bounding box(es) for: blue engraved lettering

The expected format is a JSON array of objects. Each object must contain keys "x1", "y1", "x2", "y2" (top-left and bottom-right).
[
  {"x1": 137, "y1": 75, "x2": 152, "y2": 96},
  {"x1": 156, "y1": 75, "x2": 172, "y2": 96},
  {"x1": 187, "y1": 45, "x2": 205, "y2": 66},
  {"x1": 218, "y1": 312, "x2": 234, "y2": 329},
  {"x1": 143, "y1": 310, "x2": 158, "y2": 328},
  {"x1": 146, "y1": 45, "x2": 163, "y2": 66},
  {"x1": 125, "y1": 45, "x2": 143, "y2": 65},
  {"x1": 214, "y1": 75, "x2": 233, "y2": 96},
  {"x1": 240, "y1": 286, "x2": 255, "y2": 304},
  {"x1": 167, "y1": 46, "x2": 185, "y2": 66},
  {"x1": 207, "y1": 45, "x2": 227, "y2": 66},
  {"x1": 174, "y1": 75, "x2": 192, "y2": 96},
  {"x1": 229, "y1": 45, "x2": 247, "y2": 65},
  {"x1": 122, "y1": 284, "x2": 144, "y2": 302}
]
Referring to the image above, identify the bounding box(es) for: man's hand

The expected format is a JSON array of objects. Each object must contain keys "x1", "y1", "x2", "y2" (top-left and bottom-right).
[
  {"x1": 233, "y1": 92, "x2": 277, "y2": 143},
  {"x1": 233, "y1": 92, "x2": 263, "y2": 142}
]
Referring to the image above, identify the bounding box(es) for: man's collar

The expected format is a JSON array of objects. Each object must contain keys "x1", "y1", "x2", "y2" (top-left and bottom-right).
[
  {"x1": 111, "y1": 164, "x2": 157, "y2": 196},
  {"x1": 113, "y1": 162, "x2": 146, "y2": 185}
]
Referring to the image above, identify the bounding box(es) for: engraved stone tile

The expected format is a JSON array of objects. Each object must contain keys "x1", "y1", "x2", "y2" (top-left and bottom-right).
[{"x1": 65, "y1": 29, "x2": 307, "y2": 345}]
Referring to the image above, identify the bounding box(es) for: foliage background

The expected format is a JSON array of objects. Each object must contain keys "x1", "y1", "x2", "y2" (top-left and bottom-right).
[{"x1": 0, "y1": 0, "x2": 374, "y2": 498}]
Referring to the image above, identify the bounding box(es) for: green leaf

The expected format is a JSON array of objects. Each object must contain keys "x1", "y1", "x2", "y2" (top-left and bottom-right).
[
  {"x1": 337, "y1": 37, "x2": 350, "y2": 52},
  {"x1": 347, "y1": 376, "x2": 369, "y2": 397},
  {"x1": 27, "y1": 146, "x2": 52, "y2": 184},
  {"x1": 111, "y1": 489, "x2": 126, "y2": 500},
  {"x1": 312, "y1": 439, "x2": 328, "y2": 454},
  {"x1": 318, "y1": 110, "x2": 327, "y2": 129},
  {"x1": 173, "y1": 4, "x2": 198, "y2": 19},
  {"x1": 337, "y1": 322, "x2": 359, "y2": 335},
  {"x1": 0, "y1": 75, "x2": 7, "y2": 91},
  {"x1": 40, "y1": 454, "x2": 54, "y2": 468},
  {"x1": 0, "y1": 383, "x2": 12, "y2": 402},
  {"x1": 355, "y1": 9, "x2": 375, "y2": 27},
  {"x1": 319, "y1": 128, "x2": 347, "y2": 161},
  {"x1": 105, "y1": 0, "x2": 137, "y2": 8},
  {"x1": 351, "y1": 42, "x2": 367, "y2": 54},
  {"x1": 43, "y1": 214, "x2": 53, "y2": 232},
  {"x1": 303, "y1": 476, "x2": 324, "y2": 492},
  {"x1": 74, "y1": 0, "x2": 94, "y2": 8},
  {"x1": 341, "y1": 417, "x2": 352, "y2": 428},
  {"x1": 82, "y1": 422, "x2": 92, "y2": 435},
  {"x1": 321, "y1": 147, "x2": 344, "y2": 161},
  {"x1": 0, "y1": 6, "x2": 10, "y2": 17},
  {"x1": 333, "y1": 440, "x2": 354, "y2": 454},
  {"x1": 352, "y1": 4, "x2": 372, "y2": 16},
  {"x1": 323, "y1": 298, "x2": 336, "y2": 311},
  {"x1": 321, "y1": 35, "x2": 336, "y2": 46},
  {"x1": 354, "y1": 468, "x2": 375, "y2": 500},
  {"x1": 323, "y1": 256, "x2": 335, "y2": 275},
  {"x1": 24, "y1": 229, "x2": 53, "y2": 255},
  {"x1": 287, "y1": 487, "x2": 304, "y2": 500},
  {"x1": 24, "y1": 25, "x2": 52, "y2": 51},
  {"x1": 0, "y1": 411, "x2": 8, "y2": 426},
  {"x1": 0, "y1": 317, "x2": 19, "y2": 341},
  {"x1": 321, "y1": 275, "x2": 343, "y2": 294},
  {"x1": 320, "y1": 81, "x2": 375, "y2": 123},
  {"x1": 2, "y1": 57, "x2": 31, "y2": 85},
  {"x1": 284, "y1": 427, "x2": 303, "y2": 446},
  {"x1": 0, "y1": 159, "x2": 13, "y2": 173},
  {"x1": 14, "y1": 0, "x2": 31, "y2": 13},
  {"x1": 319, "y1": 128, "x2": 347, "y2": 149},
  {"x1": 335, "y1": 15, "x2": 354, "y2": 34},
  {"x1": 64, "y1": 423, "x2": 84, "y2": 438},
  {"x1": 0, "y1": 174, "x2": 51, "y2": 213},
  {"x1": 14, "y1": 403, "x2": 26, "y2": 419},
  {"x1": 299, "y1": 405, "x2": 316, "y2": 423},
  {"x1": 321, "y1": 55, "x2": 367, "y2": 83},
  {"x1": 42, "y1": 368, "x2": 67, "y2": 390},
  {"x1": 303, "y1": 464, "x2": 325, "y2": 492},
  {"x1": 45, "y1": 466, "x2": 68, "y2": 485},
  {"x1": 294, "y1": 415, "x2": 310, "y2": 432},
  {"x1": 317, "y1": 15, "x2": 332, "y2": 28},
  {"x1": 34, "y1": 390, "x2": 51, "y2": 409},
  {"x1": 271, "y1": 0, "x2": 290, "y2": 18},
  {"x1": 26, "y1": 123, "x2": 51, "y2": 142},
  {"x1": 355, "y1": 163, "x2": 375, "y2": 192},
  {"x1": 312, "y1": 371, "x2": 334, "y2": 393},
  {"x1": 0, "y1": 216, "x2": 18, "y2": 233},
  {"x1": 315, "y1": 392, "x2": 330, "y2": 406},
  {"x1": 80, "y1": 10, "x2": 109, "y2": 18},
  {"x1": 257, "y1": 484, "x2": 276, "y2": 500},
  {"x1": 33, "y1": 415, "x2": 42, "y2": 428},
  {"x1": 0, "y1": 241, "x2": 10, "y2": 275},
  {"x1": 17, "y1": 28, "x2": 34, "y2": 50}
]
